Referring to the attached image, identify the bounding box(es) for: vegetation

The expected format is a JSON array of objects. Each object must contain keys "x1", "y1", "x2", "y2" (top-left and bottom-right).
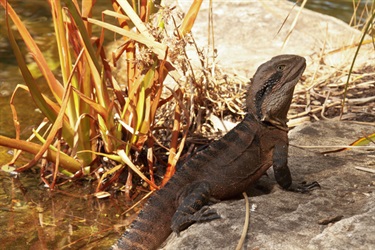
[
  {"x1": 0, "y1": 0, "x2": 374, "y2": 198},
  {"x1": 0, "y1": 0, "x2": 213, "y2": 198}
]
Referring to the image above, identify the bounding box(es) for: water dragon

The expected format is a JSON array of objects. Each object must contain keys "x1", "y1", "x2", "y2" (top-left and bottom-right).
[{"x1": 112, "y1": 54, "x2": 315, "y2": 249}]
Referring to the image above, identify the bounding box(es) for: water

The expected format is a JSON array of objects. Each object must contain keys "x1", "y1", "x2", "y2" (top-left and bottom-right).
[
  {"x1": 0, "y1": 169, "x2": 123, "y2": 249},
  {"x1": 290, "y1": 0, "x2": 373, "y2": 25}
]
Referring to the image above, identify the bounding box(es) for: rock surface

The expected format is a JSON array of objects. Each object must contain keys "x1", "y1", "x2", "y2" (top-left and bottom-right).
[
  {"x1": 176, "y1": 0, "x2": 375, "y2": 77},
  {"x1": 161, "y1": 121, "x2": 374, "y2": 250}
]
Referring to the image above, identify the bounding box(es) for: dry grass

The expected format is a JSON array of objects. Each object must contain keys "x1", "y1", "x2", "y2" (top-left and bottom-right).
[{"x1": 291, "y1": 63, "x2": 375, "y2": 124}]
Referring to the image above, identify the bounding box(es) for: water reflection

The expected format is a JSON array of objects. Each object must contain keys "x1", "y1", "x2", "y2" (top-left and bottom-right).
[
  {"x1": 289, "y1": 0, "x2": 372, "y2": 24},
  {"x1": 0, "y1": 170, "x2": 122, "y2": 249}
]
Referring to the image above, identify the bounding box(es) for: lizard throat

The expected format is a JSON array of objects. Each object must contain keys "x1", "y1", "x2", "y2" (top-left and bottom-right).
[{"x1": 254, "y1": 71, "x2": 282, "y2": 120}]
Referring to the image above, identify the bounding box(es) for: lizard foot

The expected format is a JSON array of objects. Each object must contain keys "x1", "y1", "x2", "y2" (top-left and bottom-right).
[
  {"x1": 288, "y1": 181, "x2": 320, "y2": 193},
  {"x1": 171, "y1": 206, "x2": 220, "y2": 235},
  {"x1": 192, "y1": 206, "x2": 221, "y2": 222}
]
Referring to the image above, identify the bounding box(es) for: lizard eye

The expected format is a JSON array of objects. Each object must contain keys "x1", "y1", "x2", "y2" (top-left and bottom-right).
[{"x1": 276, "y1": 65, "x2": 286, "y2": 71}]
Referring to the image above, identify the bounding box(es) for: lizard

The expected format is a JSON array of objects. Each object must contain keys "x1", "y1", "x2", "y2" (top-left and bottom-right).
[{"x1": 112, "y1": 54, "x2": 314, "y2": 250}]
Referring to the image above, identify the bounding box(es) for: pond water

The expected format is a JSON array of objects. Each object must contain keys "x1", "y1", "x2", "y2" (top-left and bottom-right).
[
  {"x1": 0, "y1": 170, "x2": 124, "y2": 249},
  {"x1": 290, "y1": 0, "x2": 372, "y2": 25},
  {"x1": 0, "y1": 1, "x2": 373, "y2": 249}
]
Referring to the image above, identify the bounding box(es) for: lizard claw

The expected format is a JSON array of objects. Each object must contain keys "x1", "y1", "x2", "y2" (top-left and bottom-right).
[
  {"x1": 193, "y1": 206, "x2": 221, "y2": 222},
  {"x1": 288, "y1": 181, "x2": 320, "y2": 193},
  {"x1": 171, "y1": 206, "x2": 220, "y2": 235}
]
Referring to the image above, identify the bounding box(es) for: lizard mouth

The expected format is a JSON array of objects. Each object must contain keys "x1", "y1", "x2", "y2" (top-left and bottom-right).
[{"x1": 285, "y1": 57, "x2": 306, "y2": 85}]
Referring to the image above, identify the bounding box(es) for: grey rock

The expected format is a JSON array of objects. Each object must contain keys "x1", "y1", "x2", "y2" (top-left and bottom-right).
[
  {"x1": 176, "y1": 0, "x2": 374, "y2": 77},
  {"x1": 308, "y1": 202, "x2": 375, "y2": 250}
]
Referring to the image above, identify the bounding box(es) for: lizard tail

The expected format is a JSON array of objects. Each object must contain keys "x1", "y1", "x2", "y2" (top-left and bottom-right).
[{"x1": 111, "y1": 186, "x2": 178, "y2": 250}]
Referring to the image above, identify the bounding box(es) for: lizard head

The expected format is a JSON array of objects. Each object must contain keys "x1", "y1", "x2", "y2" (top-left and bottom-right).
[{"x1": 247, "y1": 54, "x2": 306, "y2": 130}]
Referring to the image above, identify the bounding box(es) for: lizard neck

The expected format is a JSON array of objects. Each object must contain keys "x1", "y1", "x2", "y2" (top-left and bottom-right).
[
  {"x1": 246, "y1": 54, "x2": 306, "y2": 130},
  {"x1": 245, "y1": 113, "x2": 288, "y2": 132}
]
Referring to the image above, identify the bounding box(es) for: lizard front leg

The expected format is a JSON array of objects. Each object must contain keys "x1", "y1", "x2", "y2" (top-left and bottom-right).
[
  {"x1": 272, "y1": 143, "x2": 320, "y2": 192},
  {"x1": 171, "y1": 181, "x2": 220, "y2": 235}
]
